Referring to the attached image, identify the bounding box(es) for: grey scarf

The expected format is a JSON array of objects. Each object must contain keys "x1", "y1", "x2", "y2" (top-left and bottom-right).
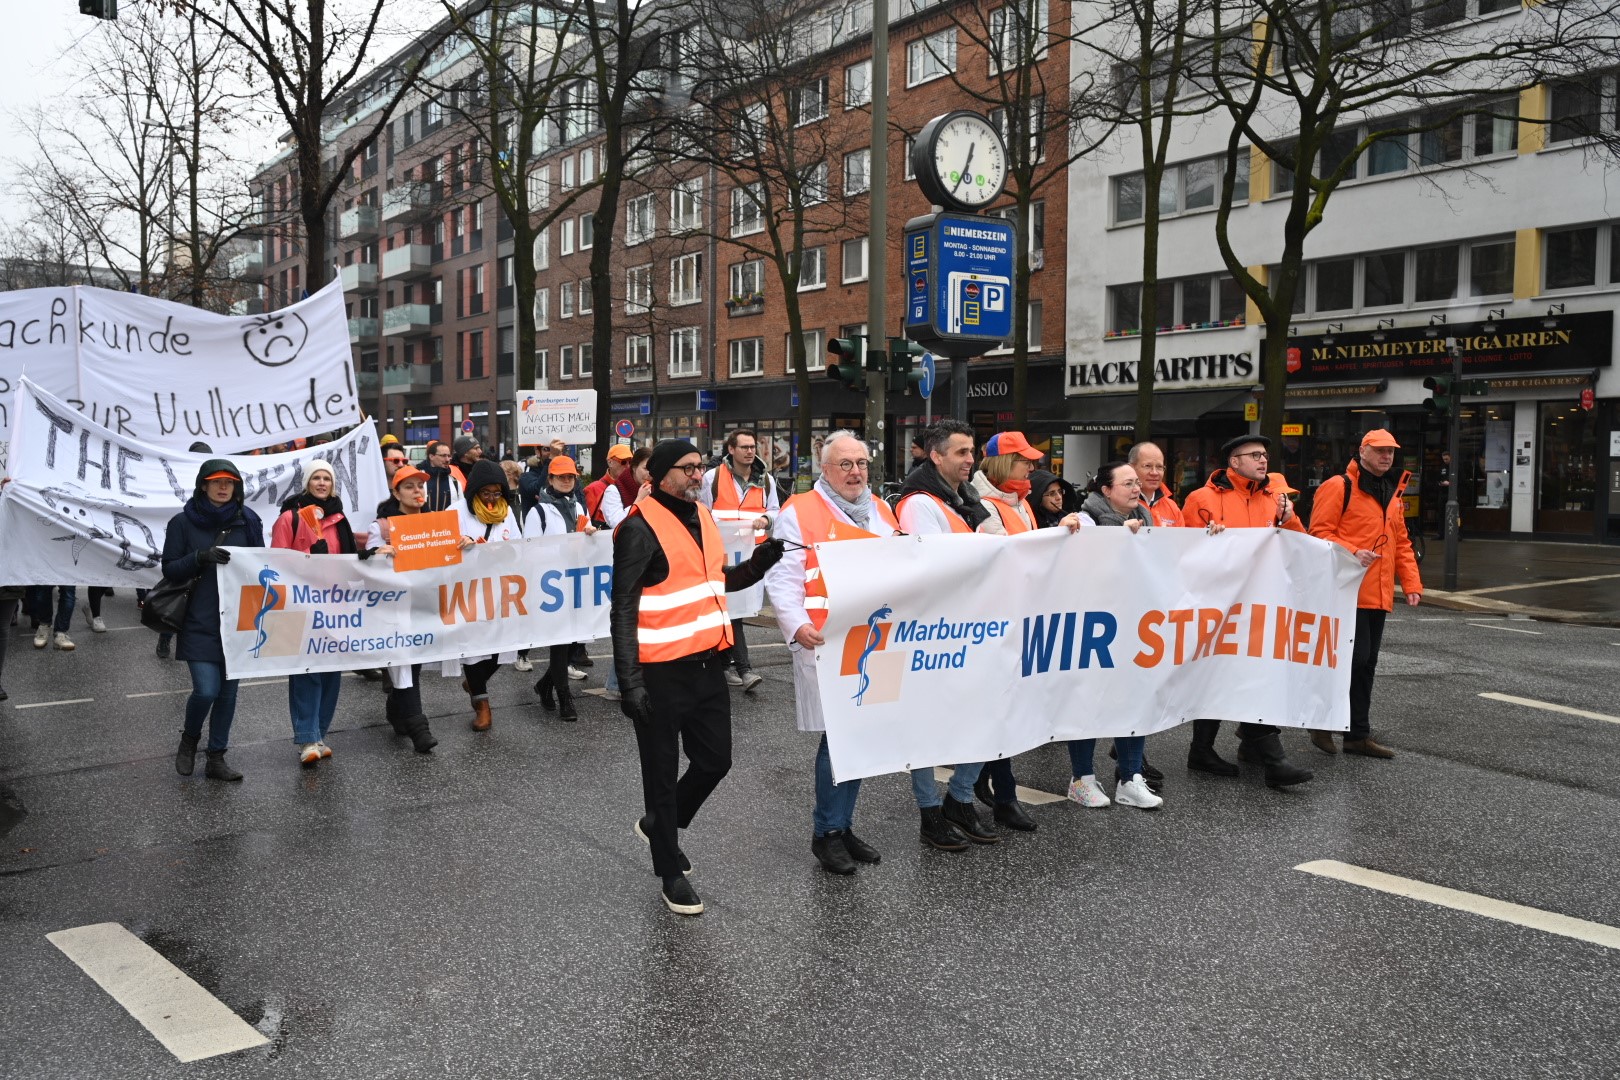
[
  {"x1": 1081, "y1": 490, "x2": 1150, "y2": 528},
  {"x1": 815, "y1": 475, "x2": 872, "y2": 530}
]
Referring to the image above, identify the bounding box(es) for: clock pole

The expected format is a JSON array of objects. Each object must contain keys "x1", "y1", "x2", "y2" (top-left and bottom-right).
[{"x1": 865, "y1": 0, "x2": 890, "y2": 490}]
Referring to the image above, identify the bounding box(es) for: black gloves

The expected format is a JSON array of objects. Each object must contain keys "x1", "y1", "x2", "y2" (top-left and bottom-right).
[
  {"x1": 620, "y1": 686, "x2": 654, "y2": 724},
  {"x1": 197, "y1": 547, "x2": 231, "y2": 566},
  {"x1": 748, "y1": 537, "x2": 785, "y2": 572},
  {"x1": 309, "y1": 539, "x2": 329, "y2": 555},
  {"x1": 357, "y1": 546, "x2": 376, "y2": 561}
]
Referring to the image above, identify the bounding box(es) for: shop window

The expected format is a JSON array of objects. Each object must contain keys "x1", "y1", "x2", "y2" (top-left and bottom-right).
[{"x1": 1538, "y1": 401, "x2": 1599, "y2": 521}]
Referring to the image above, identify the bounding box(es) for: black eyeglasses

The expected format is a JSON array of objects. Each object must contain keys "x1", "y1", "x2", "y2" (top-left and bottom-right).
[{"x1": 674, "y1": 463, "x2": 704, "y2": 476}]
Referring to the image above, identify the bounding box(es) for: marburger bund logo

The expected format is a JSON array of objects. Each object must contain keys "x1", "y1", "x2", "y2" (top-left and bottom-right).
[{"x1": 840, "y1": 605, "x2": 1012, "y2": 706}]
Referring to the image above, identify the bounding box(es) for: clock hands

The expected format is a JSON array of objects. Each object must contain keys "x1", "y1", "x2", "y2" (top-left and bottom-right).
[{"x1": 953, "y1": 142, "x2": 977, "y2": 192}]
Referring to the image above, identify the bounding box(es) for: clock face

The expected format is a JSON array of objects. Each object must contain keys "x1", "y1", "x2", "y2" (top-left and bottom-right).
[{"x1": 930, "y1": 114, "x2": 1007, "y2": 209}]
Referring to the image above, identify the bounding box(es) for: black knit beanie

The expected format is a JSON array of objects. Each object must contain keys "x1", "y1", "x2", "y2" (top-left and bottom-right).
[{"x1": 648, "y1": 439, "x2": 702, "y2": 483}]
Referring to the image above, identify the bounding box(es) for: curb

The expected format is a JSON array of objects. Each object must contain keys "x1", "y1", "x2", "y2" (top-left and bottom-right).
[{"x1": 1419, "y1": 590, "x2": 1620, "y2": 628}]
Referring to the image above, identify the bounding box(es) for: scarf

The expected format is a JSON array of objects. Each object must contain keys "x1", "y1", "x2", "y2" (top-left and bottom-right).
[
  {"x1": 899, "y1": 462, "x2": 991, "y2": 530},
  {"x1": 283, "y1": 490, "x2": 355, "y2": 554},
  {"x1": 184, "y1": 495, "x2": 242, "y2": 531},
  {"x1": 1356, "y1": 466, "x2": 1398, "y2": 512},
  {"x1": 1081, "y1": 490, "x2": 1150, "y2": 528},
  {"x1": 472, "y1": 496, "x2": 510, "y2": 527},
  {"x1": 999, "y1": 478, "x2": 1032, "y2": 499},
  {"x1": 815, "y1": 475, "x2": 872, "y2": 530}
]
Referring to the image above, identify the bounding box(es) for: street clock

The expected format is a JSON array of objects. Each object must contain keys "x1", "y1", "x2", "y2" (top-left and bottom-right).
[{"x1": 911, "y1": 111, "x2": 1008, "y2": 212}]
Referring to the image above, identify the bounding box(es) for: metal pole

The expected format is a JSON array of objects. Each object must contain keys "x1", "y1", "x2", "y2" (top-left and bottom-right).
[
  {"x1": 1443, "y1": 339, "x2": 1462, "y2": 591},
  {"x1": 865, "y1": 0, "x2": 889, "y2": 490},
  {"x1": 952, "y1": 357, "x2": 968, "y2": 421}
]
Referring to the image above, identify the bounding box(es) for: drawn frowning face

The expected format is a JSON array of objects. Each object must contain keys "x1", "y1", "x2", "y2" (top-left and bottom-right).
[{"x1": 243, "y1": 312, "x2": 309, "y2": 367}]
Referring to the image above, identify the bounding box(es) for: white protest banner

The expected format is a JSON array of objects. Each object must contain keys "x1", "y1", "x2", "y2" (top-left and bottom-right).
[
  {"x1": 216, "y1": 532, "x2": 613, "y2": 679},
  {"x1": 516, "y1": 389, "x2": 596, "y2": 445},
  {"x1": 0, "y1": 280, "x2": 358, "y2": 453},
  {"x1": 812, "y1": 527, "x2": 1366, "y2": 782},
  {"x1": 0, "y1": 376, "x2": 386, "y2": 588},
  {"x1": 718, "y1": 519, "x2": 764, "y2": 619}
]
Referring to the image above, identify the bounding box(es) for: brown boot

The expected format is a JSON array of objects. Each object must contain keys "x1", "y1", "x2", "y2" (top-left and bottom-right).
[
  {"x1": 1308, "y1": 730, "x2": 1339, "y2": 755},
  {"x1": 1343, "y1": 737, "x2": 1394, "y2": 759},
  {"x1": 470, "y1": 698, "x2": 492, "y2": 731}
]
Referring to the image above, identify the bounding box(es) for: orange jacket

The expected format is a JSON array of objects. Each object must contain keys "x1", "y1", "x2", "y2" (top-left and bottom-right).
[
  {"x1": 1142, "y1": 489, "x2": 1183, "y2": 528},
  {"x1": 1308, "y1": 460, "x2": 1422, "y2": 611},
  {"x1": 1180, "y1": 469, "x2": 1307, "y2": 532}
]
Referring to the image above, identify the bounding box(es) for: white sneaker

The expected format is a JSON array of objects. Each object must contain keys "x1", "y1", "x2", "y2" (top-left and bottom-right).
[
  {"x1": 299, "y1": 743, "x2": 322, "y2": 767},
  {"x1": 513, "y1": 657, "x2": 533, "y2": 672},
  {"x1": 1067, "y1": 775, "x2": 1111, "y2": 808},
  {"x1": 54, "y1": 632, "x2": 76, "y2": 652},
  {"x1": 567, "y1": 665, "x2": 587, "y2": 680},
  {"x1": 1115, "y1": 774, "x2": 1164, "y2": 810},
  {"x1": 33, "y1": 626, "x2": 49, "y2": 649},
  {"x1": 725, "y1": 669, "x2": 745, "y2": 687},
  {"x1": 601, "y1": 688, "x2": 622, "y2": 702},
  {"x1": 316, "y1": 742, "x2": 333, "y2": 759},
  {"x1": 740, "y1": 671, "x2": 763, "y2": 693},
  {"x1": 89, "y1": 616, "x2": 108, "y2": 633}
]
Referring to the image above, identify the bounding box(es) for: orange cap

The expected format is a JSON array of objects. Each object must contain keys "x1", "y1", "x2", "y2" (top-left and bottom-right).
[
  {"x1": 983, "y1": 431, "x2": 1043, "y2": 460},
  {"x1": 201, "y1": 470, "x2": 238, "y2": 482},
  {"x1": 1361, "y1": 428, "x2": 1401, "y2": 449},
  {"x1": 548, "y1": 455, "x2": 579, "y2": 476},
  {"x1": 390, "y1": 466, "x2": 430, "y2": 489},
  {"x1": 607, "y1": 444, "x2": 634, "y2": 462}
]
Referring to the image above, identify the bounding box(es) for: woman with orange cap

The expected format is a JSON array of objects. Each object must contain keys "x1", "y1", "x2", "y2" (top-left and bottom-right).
[{"x1": 522, "y1": 455, "x2": 598, "y2": 722}]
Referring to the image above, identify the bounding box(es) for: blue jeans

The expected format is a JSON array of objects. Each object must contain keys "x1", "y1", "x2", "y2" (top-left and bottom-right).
[
  {"x1": 1068, "y1": 736, "x2": 1144, "y2": 778},
  {"x1": 605, "y1": 659, "x2": 620, "y2": 692},
  {"x1": 911, "y1": 762, "x2": 984, "y2": 808},
  {"x1": 28, "y1": 586, "x2": 76, "y2": 633},
  {"x1": 288, "y1": 671, "x2": 342, "y2": 744},
  {"x1": 813, "y1": 733, "x2": 862, "y2": 836},
  {"x1": 184, "y1": 661, "x2": 239, "y2": 752}
]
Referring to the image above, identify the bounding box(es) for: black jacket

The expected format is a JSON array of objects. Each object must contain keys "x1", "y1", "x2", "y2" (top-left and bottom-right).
[
  {"x1": 161, "y1": 505, "x2": 265, "y2": 664},
  {"x1": 611, "y1": 490, "x2": 780, "y2": 692}
]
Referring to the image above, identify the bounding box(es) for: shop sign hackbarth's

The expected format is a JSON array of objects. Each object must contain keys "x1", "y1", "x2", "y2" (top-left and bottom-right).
[
  {"x1": 1286, "y1": 311, "x2": 1613, "y2": 383},
  {"x1": 1068, "y1": 327, "x2": 1260, "y2": 395}
]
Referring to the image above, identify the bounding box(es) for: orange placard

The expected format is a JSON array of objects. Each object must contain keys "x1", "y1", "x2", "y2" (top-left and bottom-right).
[{"x1": 388, "y1": 509, "x2": 464, "y2": 572}]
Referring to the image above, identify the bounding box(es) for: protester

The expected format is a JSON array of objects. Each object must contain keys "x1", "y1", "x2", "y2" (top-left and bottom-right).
[
  {"x1": 449, "y1": 436, "x2": 482, "y2": 490},
  {"x1": 894, "y1": 419, "x2": 997, "y2": 849},
  {"x1": 1130, "y1": 441, "x2": 1183, "y2": 527},
  {"x1": 368, "y1": 465, "x2": 460, "y2": 753},
  {"x1": 765, "y1": 431, "x2": 899, "y2": 874},
  {"x1": 0, "y1": 585, "x2": 22, "y2": 702},
  {"x1": 82, "y1": 588, "x2": 112, "y2": 634},
  {"x1": 699, "y1": 428, "x2": 779, "y2": 694},
  {"x1": 517, "y1": 452, "x2": 549, "y2": 518},
  {"x1": 1307, "y1": 429, "x2": 1422, "y2": 760},
  {"x1": 586, "y1": 444, "x2": 634, "y2": 527},
  {"x1": 455, "y1": 459, "x2": 524, "y2": 731},
  {"x1": 1065, "y1": 461, "x2": 1166, "y2": 810},
  {"x1": 1029, "y1": 469, "x2": 1080, "y2": 529},
  {"x1": 271, "y1": 461, "x2": 372, "y2": 767},
  {"x1": 1180, "y1": 434, "x2": 1313, "y2": 788},
  {"x1": 161, "y1": 459, "x2": 264, "y2": 782},
  {"x1": 523, "y1": 456, "x2": 597, "y2": 722},
  {"x1": 909, "y1": 436, "x2": 927, "y2": 467},
  {"x1": 423, "y1": 441, "x2": 462, "y2": 513},
  {"x1": 28, "y1": 586, "x2": 77, "y2": 651},
  {"x1": 612, "y1": 439, "x2": 784, "y2": 915},
  {"x1": 383, "y1": 443, "x2": 410, "y2": 485},
  {"x1": 602, "y1": 447, "x2": 653, "y2": 528}
]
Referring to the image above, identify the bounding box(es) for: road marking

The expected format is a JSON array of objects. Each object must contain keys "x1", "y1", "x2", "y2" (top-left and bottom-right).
[
  {"x1": 14, "y1": 698, "x2": 94, "y2": 710},
  {"x1": 45, "y1": 922, "x2": 269, "y2": 1062},
  {"x1": 930, "y1": 766, "x2": 1067, "y2": 805},
  {"x1": 1456, "y1": 572, "x2": 1620, "y2": 597},
  {"x1": 1465, "y1": 621, "x2": 1542, "y2": 635},
  {"x1": 126, "y1": 689, "x2": 192, "y2": 699},
  {"x1": 1477, "y1": 692, "x2": 1620, "y2": 726},
  {"x1": 1295, "y1": 860, "x2": 1620, "y2": 951}
]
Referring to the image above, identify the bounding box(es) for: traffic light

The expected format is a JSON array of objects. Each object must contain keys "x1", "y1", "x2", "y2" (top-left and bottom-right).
[
  {"x1": 79, "y1": 0, "x2": 117, "y2": 18},
  {"x1": 887, "y1": 337, "x2": 928, "y2": 395},
  {"x1": 826, "y1": 336, "x2": 867, "y2": 393},
  {"x1": 1422, "y1": 374, "x2": 1454, "y2": 417}
]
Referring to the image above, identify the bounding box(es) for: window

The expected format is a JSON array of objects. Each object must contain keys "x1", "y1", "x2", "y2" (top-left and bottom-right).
[
  {"x1": 577, "y1": 279, "x2": 593, "y2": 314},
  {"x1": 1473, "y1": 101, "x2": 1518, "y2": 157},
  {"x1": 560, "y1": 344, "x2": 575, "y2": 378},
  {"x1": 1026, "y1": 300, "x2": 1043, "y2": 349},
  {"x1": 907, "y1": 30, "x2": 956, "y2": 86},
  {"x1": 578, "y1": 343, "x2": 593, "y2": 377},
  {"x1": 795, "y1": 247, "x2": 826, "y2": 290},
  {"x1": 1363, "y1": 252, "x2": 1406, "y2": 308},
  {"x1": 1415, "y1": 245, "x2": 1460, "y2": 303},
  {"x1": 533, "y1": 288, "x2": 549, "y2": 330},
  {"x1": 670, "y1": 253, "x2": 702, "y2": 305},
  {"x1": 625, "y1": 194, "x2": 655, "y2": 245},
  {"x1": 1114, "y1": 154, "x2": 1247, "y2": 224},
  {"x1": 559, "y1": 281, "x2": 575, "y2": 318},
  {"x1": 627, "y1": 264, "x2": 653, "y2": 314},
  {"x1": 1107, "y1": 273, "x2": 1246, "y2": 332},
  {"x1": 1469, "y1": 239, "x2": 1514, "y2": 296},
  {"x1": 578, "y1": 213, "x2": 594, "y2": 249},
  {"x1": 626, "y1": 334, "x2": 653, "y2": 380},
  {"x1": 729, "y1": 259, "x2": 765, "y2": 302},
  {"x1": 903, "y1": 134, "x2": 916, "y2": 180},
  {"x1": 845, "y1": 60, "x2": 871, "y2": 108},
  {"x1": 528, "y1": 165, "x2": 551, "y2": 208},
  {"x1": 670, "y1": 177, "x2": 702, "y2": 232},
  {"x1": 990, "y1": 101, "x2": 1046, "y2": 164},
  {"x1": 580, "y1": 146, "x2": 596, "y2": 183},
  {"x1": 1315, "y1": 258, "x2": 1356, "y2": 312},
  {"x1": 734, "y1": 102, "x2": 766, "y2": 157},
  {"x1": 803, "y1": 161, "x2": 829, "y2": 206},
  {"x1": 844, "y1": 149, "x2": 871, "y2": 195},
  {"x1": 1281, "y1": 236, "x2": 1516, "y2": 314},
  {"x1": 535, "y1": 348, "x2": 548, "y2": 384},
  {"x1": 560, "y1": 218, "x2": 574, "y2": 255},
  {"x1": 842, "y1": 237, "x2": 869, "y2": 283},
  {"x1": 533, "y1": 227, "x2": 549, "y2": 270},
  {"x1": 989, "y1": 0, "x2": 1048, "y2": 72},
  {"x1": 1545, "y1": 226, "x2": 1598, "y2": 290},
  {"x1": 786, "y1": 328, "x2": 826, "y2": 372},
  {"x1": 561, "y1": 155, "x2": 575, "y2": 189},
  {"x1": 731, "y1": 183, "x2": 764, "y2": 236},
  {"x1": 1548, "y1": 77, "x2": 1603, "y2": 145},
  {"x1": 991, "y1": 202, "x2": 1046, "y2": 259},
  {"x1": 792, "y1": 77, "x2": 829, "y2": 125},
  {"x1": 729, "y1": 337, "x2": 764, "y2": 377},
  {"x1": 670, "y1": 327, "x2": 701, "y2": 377}
]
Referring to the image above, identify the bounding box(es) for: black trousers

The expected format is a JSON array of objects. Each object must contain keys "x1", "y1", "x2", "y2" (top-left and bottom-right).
[
  {"x1": 633, "y1": 653, "x2": 731, "y2": 879},
  {"x1": 535, "y1": 644, "x2": 575, "y2": 700},
  {"x1": 1349, "y1": 607, "x2": 1387, "y2": 741},
  {"x1": 388, "y1": 663, "x2": 424, "y2": 719}
]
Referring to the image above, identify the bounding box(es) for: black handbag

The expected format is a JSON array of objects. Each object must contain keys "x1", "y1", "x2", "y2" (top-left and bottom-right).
[{"x1": 143, "y1": 517, "x2": 242, "y2": 635}]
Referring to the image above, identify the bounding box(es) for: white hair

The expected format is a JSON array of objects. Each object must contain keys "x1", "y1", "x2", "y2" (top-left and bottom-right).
[{"x1": 820, "y1": 429, "x2": 866, "y2": 464}]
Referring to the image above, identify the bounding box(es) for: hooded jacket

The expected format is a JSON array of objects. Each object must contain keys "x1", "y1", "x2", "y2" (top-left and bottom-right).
[
  {"x1": 460, "y1": 458, "x2": 524, "y2": 542},
  {"x1": 1028, "y1": 469, "x2": 1080, "y2": 529},
  {"x1": 1180, "y1": 468, "x2": 1307, "y2": 532},
  {"x1": 1309, "y1": 459, "x2": 1422, "y2": 611},
  {"x1": 161, "y1": 459, "x2": 265, "y2": 664}
]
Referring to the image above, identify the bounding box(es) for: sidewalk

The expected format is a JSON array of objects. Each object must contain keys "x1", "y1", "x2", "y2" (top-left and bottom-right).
[{"x1": 1418, "y1": 538, "x2": 1620, "y2": 626}]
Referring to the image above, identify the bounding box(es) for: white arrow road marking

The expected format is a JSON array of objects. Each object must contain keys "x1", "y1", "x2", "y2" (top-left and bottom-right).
[{"x1": 46, "y1": 923, "x2": 269, "y2": 1063}]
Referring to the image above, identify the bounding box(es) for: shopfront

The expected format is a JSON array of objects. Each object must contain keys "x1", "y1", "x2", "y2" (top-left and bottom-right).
[{"x1": 893, "y1": 357, "x2": 1069, "y2": 477}]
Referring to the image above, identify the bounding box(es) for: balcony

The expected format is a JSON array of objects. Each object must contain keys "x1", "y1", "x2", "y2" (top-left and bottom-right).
[
  {"x1": 381, "y1": 244, "x2": 433, "y2": 281},
  {"x1": 340, "y1": 205, "x2": 380, "y2": 241},
  {"x1": 348, "y1": 317, "x2": 377, "y2": 343},
  {"x1": 381, "y1": 303, "x2": 436, "y2": 337},
  {"x1": 341, "y1": 262, "x2": 378, "y2": 291},
  {"x1": 229, "y1": 297, "x2": 264, "y2": 317},
  {"x1": 383, "y1": 364, "x2": 434, "y2": 395},
  {"x1": 356, "y1": 370, "x2": 380, "y2": 395},
  {"x1": 381, "y1": 181, "x2": 439, "y2": 223},
  {"x1": 228, "y1": 250, "x2": 264, "y2": 280}
]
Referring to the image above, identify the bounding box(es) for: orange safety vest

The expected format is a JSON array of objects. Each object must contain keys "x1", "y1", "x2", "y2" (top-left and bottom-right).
[
  {"x1": 710, "y1": 469, "x2": 769, "y2": 523},
  {"x1": 787, "y1": 492, "x2": 899, "y2": 630},
  {"x1": 895, "y1": 491, "x2": 973, "y2": 534},
  {"x1": 986, "y1": 498, "x2": 1034, "y2": 534},
  {"x1": 629, "y1": 498, "x2": 734, "y2": 663}
]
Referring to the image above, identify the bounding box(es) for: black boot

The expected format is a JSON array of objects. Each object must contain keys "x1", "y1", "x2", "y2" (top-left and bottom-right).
[
  {"x1": 556, "y1": 686, "x2": 578, "y2": 722},
  {"x1": 812, "y1": 831, "x2": 857, "y2": 874},
  {"x1": 1239, "y1": 730, "x2": 1314, "y2": 788},
  {"x1": 534, "y1": 672, "x2": 556, "y2": 711},
  {"x1": 384, "y1": 693, "x2": 410, "y2": 736},
  {"x1": 993, "y1": 800, "x2": 1037, "y2": 832},
  {"x1": 919, "y1": 806, "x2": 970, "y2": 851},
  {"x1": 203, "y1": 749, "x2": 243, "y2": 782},
  {"x1": 942, "y1": 795, "x2": 999, "y2": 844},
  {"x1": 571, "y1": 643, "x2": 593, "y2": 667},
  {"x1": 1186, "y1": 718, "x2": 1239, "y2": 777},
  {"x1": 175, "y1": 733, "x2": 200, "y2": 776},
  {"x1": 972, "y1": 772, "x2": 994, "y2": 807},
  {"x1": 403, "y1": 714, "x2": 438, "y2": 753}
]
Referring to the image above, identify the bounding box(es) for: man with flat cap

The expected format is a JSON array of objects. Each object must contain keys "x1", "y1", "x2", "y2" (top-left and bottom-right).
[
  {"x1": 1306, "y1": 429, "x2": 1421, "y2": 760},
  {"x1": 1180, "y1": 432, "x2": 1313, "y2": 789},
  {"x1": 612, "y1": 439, "x2": 785, "y2": 916}
]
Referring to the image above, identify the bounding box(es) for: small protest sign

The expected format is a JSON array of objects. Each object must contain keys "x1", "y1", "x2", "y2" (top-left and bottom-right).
[{"x1": 388, "y1": 509, "x2": 464, "y2": 572}]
